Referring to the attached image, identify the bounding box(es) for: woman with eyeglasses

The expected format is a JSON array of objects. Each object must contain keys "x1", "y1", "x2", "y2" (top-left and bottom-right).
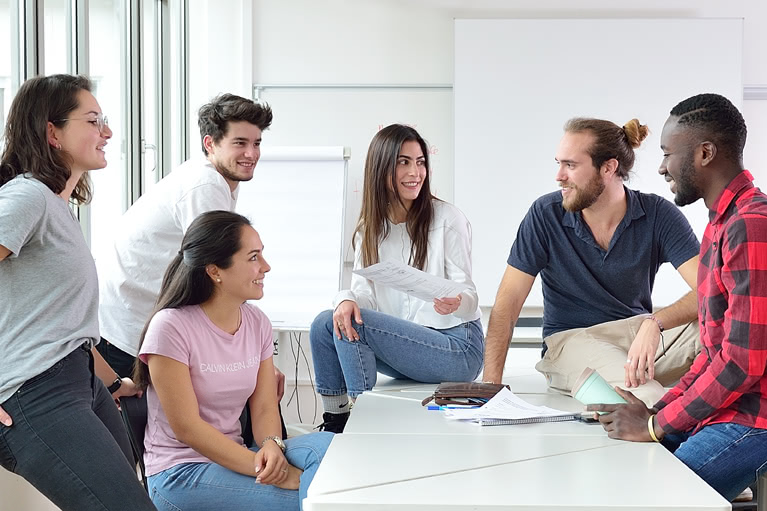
[{"x1": 0, "y1": 75, "x2": 155, "y2": 509}]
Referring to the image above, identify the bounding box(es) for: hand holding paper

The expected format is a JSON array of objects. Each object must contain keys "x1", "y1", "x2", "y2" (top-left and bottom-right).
[{"x1": 353, "y1": 260, "x2": 469, "y2": 302}]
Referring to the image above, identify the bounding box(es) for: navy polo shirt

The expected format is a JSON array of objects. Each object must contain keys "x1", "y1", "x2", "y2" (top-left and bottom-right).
[{"x1": 509, "y1": 188, "x2": 699, "y2": 339}]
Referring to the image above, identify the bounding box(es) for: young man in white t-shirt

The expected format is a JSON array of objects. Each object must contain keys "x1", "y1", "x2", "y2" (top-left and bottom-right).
[{"x1": 96, "y1": 94, "x2": 286, "y2": 438}]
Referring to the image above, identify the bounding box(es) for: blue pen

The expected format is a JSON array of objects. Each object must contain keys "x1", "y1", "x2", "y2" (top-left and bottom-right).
[{"x1": 427, "y1": 405, "x2": 481, "y2": 410}]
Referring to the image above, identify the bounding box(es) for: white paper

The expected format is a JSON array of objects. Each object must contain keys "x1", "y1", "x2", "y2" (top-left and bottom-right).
[
  {"x1": 353, "y1": 261, "x2": 469, "y2": 302},
  {"x1": 442, "y1": 388, "x2": 574, "y2": 422}
]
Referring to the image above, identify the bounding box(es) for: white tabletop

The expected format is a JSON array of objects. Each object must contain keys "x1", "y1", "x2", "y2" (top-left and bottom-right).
[{"x1": 305, "y1": 433, "x2": 729, "y2": 510}]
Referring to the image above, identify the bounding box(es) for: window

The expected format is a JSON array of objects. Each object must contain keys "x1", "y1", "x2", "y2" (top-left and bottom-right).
[{"x1": 87, "y1": 0, "x2": 126, "y2": 261}]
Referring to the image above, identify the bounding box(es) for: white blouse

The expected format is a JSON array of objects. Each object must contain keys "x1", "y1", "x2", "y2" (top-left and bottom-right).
[{"x1": 333, "y1": 200, "x2": 481, "y2": 329}]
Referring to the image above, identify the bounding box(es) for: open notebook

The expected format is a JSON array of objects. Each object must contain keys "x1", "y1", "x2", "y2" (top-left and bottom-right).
[{"x1": 442, "y1": 387, "x2": 587, "y2": 426}]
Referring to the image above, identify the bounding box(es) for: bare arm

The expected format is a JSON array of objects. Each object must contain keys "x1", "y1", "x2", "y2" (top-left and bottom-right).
[
  {"x1": 482, "y1": 265, "x2": 536, "y2": 383},
  {"x1": 0, "y1": 246, "x2": 12, "y2": 423},
  {"x1": 249, "y1": 357, "x2": 283, "y2": 447},
  {"x1": 91, "y1": 347, "x2": 141, "y2": 400},
  {"x1": 652, "y1": 256, "x2": 699, "y2": 328},
  {"x1": 625, "y1": 256, "x2": 699, "y2": 387}
]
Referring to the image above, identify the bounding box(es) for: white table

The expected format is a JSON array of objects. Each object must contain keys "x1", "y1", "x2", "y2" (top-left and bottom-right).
[
  {"x1": 305, "y1": 433, "x2": 730, "y2": 510},
  {"x1": 304, "y1": 348, "x2": 732, "y2": 510}
]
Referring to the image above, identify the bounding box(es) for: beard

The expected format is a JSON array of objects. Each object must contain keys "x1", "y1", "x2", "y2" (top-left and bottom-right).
[
  {"x1": 218, "y1": 163, "x2": 252, "y2": 183},
  {"x1": 673, "y1": 153, "x2": 703, "y2": 207},
  {"x1": 562, "y1": 171, "x2": 605, "y2": 212}
]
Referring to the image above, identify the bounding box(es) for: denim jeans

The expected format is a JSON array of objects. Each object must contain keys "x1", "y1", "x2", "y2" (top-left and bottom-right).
[
  {"x1": 147, "y1": 432, "x2": 333, "y2": 511},
  {"x1": 0, "y1": 345, "x2": 156, "y2": 510},
  {"x1": 311, "y1": 309, "x2": 484, "y2": 397},
  {"x1": 662, "y1": 422, "x2": 767, "y2": 501},
  {"x1": 97, "y1": 337, "x2": 137, "y2": 378}
]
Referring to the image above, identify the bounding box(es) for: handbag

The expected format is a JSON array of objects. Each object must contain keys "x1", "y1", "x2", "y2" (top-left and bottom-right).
[{"x1": 420, "y1": 382, "x2": 510, "y2": 406}]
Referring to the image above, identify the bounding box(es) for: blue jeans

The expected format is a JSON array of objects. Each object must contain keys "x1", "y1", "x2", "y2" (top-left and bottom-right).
[
  {"x1": 311, "y1": 309, "x2": 484, "y2": 397},
  {"x1": 147, "y1": 432, "x2": 333, "y2": 511},
  {"x1": 0, "y1": 345, "x2": 155, "y2": 510},
  {"x1": 662, "y1": 422, "x2": 767, "y2": 501}
]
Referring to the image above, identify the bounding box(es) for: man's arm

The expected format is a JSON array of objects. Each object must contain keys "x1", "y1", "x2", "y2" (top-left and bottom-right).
[
  {"x1": 651, "y1": 255, "x2": 699, "y2": 329},
  {"x1": 625, "y1": 256, "x2": 698, "y2": 387},
  {"x1": 482, "y1": 265, "x2": 535, "y2": 384}
]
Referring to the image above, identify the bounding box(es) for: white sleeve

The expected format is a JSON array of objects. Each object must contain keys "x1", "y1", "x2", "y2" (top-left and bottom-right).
[
  {"x1": 332, "y1": 232, "x2": 377, "y2": 311},
  {"x1": 174, "y1": 183, "x2": 233, "y2": 233},
  {"x1": 442, "y1": 208, "x2": 479, "y2": 320}
]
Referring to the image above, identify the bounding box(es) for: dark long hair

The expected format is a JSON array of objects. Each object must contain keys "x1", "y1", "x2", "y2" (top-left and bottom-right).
[
  {"x1": 354, "y1": 124, "x2": 436, "y2": 270},
  {"x1": 0, "y1": 74, "x2": 94, "y2": 203},
  {"x1": 133, "y1": 210, "x2": 252, "y2": 388}
]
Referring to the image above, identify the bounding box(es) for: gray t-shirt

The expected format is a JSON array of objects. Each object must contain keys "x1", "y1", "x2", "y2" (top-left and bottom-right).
[{"x1": 0, "y1": 175, "x2": 99, "y2": 404}]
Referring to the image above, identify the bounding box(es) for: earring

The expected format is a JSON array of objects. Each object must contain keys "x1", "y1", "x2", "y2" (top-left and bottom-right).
[{"x1": 216, "y1": 278, "x2": 221, "y2": 283}]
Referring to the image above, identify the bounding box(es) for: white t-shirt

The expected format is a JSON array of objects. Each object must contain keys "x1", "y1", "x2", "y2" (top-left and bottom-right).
[
  {"x1": 138, "y1": 303, "x2": 273, "y2": 476},
  {"x1": 334, "y1": 200, "x2": 481, "y2": 329},
  {"x1": 97, "y1": 158, "x2": 237, "y2": 356}
]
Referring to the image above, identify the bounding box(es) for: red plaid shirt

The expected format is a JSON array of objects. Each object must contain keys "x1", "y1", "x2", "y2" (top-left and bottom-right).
[{"x1": 656, "y1": 170, "x2": 767, "y2": 434}]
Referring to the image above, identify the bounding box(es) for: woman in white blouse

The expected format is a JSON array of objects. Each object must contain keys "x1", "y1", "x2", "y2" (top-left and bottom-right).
[{"x1": 310, "y1": 124, "x2": 484, "y2": 433}]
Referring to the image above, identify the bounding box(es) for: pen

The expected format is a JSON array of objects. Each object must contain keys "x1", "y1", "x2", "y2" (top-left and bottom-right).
[{"x1": 427, "y1": 405, "x2": 481, "y2": 410}]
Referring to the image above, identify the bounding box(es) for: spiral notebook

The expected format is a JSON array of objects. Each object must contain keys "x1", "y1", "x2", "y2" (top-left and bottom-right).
[
  {"x1": 442, "y1": 387, "x2": 584, "y2": 426},
  {"x1": 477, "y1": 414, "x2": 581, "y2": 427}
]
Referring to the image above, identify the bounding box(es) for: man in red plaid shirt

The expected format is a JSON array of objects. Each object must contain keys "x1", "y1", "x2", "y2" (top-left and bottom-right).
[{"x1": 588, "y1": 93, "x2": 767, "y2": 501}]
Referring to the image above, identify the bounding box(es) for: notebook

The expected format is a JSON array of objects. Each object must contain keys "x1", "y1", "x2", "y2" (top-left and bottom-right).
[{"x1": 442, "y1": 387, "x2": 590, "y2": 427}]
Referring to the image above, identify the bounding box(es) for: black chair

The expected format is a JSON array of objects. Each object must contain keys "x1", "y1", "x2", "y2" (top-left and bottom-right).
[{"x1": 119, "y1": 395, "x2": 148, "y2": 490}]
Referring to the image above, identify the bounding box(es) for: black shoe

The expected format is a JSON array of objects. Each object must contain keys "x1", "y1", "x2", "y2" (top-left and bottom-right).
[{"x1": 317, "y1": 411, "x2": 350, "y2": 434}]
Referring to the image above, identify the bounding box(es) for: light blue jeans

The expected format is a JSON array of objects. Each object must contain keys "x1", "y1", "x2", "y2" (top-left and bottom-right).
[
  {"x1": 311, "y1": 309, "x2": 484, "y2": 397},
  {"x1": 147, "y1": 432, "x2": 333, "y2": 511},
  {"x1": 662, "y1": 422, "x2": 767, "y2": 501}
]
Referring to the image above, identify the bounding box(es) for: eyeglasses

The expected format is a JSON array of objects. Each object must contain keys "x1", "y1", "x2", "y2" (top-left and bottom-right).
[{"x1": 53, "y1": 113, "x2": 109, "y2": 132}]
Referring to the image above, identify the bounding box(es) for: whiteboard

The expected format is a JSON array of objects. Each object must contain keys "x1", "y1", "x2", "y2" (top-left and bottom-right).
[
  {"x1": 252, "y1": 87, "x2": 453, "y2": 261},
  {"x1": 236, "y1": 147, "x2": 347, "y2": 329},
  {"x1": 454, "y1": 18, "x2": 743, "y2": 308}
]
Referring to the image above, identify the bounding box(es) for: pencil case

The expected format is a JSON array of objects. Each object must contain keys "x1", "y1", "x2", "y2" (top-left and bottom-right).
[{"x1": 421, "y1": 382, "x2": 510, "y2": 406}]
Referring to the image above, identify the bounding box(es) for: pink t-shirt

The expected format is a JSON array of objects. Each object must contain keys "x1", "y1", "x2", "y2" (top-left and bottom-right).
[{"x1": 138, "y1": 303, "x2": 273, "y2": 476}]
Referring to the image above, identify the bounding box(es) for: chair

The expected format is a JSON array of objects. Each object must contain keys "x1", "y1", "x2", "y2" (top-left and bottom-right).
[{"x1": 119, "y1": 395, "x2": 148, "y2": 490}]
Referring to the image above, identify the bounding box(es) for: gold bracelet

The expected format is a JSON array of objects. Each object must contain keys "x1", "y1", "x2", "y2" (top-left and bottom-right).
[{"x1": 648, "y1": 414, "x2": 660, "y2": 442}]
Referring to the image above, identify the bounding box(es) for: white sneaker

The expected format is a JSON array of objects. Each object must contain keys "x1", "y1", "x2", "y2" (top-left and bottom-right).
[{"x1": 733, "y1": 487, "x2": 753, "y2": 502}]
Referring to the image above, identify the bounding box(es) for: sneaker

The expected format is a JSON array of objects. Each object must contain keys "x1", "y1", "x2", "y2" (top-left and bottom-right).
[
  {"x1": 733, "y1": 487, "x2": 753, "y2": 502},
  {"x1": 317, "y1": 411, "x2": 350, "y2": 434}
]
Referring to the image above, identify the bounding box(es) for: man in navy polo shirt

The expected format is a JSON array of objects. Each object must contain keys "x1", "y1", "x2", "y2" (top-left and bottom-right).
[{"x1": 482, "y1": 117, "x2": 701, "y2": 406}]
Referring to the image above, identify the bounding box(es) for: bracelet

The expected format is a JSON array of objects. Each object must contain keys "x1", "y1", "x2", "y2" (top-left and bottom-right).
[
  {"x1": 648, "y1": 414, "x2": 660, "y2": 442},
  {"x1": 646, "y1": 314, "x2": 667, "y2": 357},
  {"x1": 646, "y1": 314, "x2": 664, "y2": 332}
]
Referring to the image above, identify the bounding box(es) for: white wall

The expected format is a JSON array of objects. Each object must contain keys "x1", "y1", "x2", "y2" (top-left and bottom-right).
[
  {"x1": 251, "y1": 0, "x2": 767, "y2": 199},
  {"x1": 248, "y1": 0, "x2": 766, "y2": 321}
]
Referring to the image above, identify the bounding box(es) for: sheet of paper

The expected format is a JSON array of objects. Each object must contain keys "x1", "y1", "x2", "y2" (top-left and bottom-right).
[
  {"x1": 442, "y1": 388, "x2": 573, "y2": 421},
  {"x1": 353, "y1": 260, "x2": 469, "y2": 301}
]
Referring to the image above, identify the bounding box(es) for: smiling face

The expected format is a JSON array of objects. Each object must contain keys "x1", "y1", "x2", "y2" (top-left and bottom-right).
[
  {"x1": 50, "y1": 89, "x2": 112, "y2": 173},
  {"x1": 215, "y1": 225, "x2": 271, "y2": 302},
  {"x1": 555, "y1": 131, "x2": 606, "y2": 212},
  {"x1": 204, "y1": 120, "x2": 262, "y2": 190},
  {"x1": 659, "y1": 116, "x2": 703, "y2": 207},
  {"x1": 389, "y1": 140, "x2": 427, "y2": 211}
]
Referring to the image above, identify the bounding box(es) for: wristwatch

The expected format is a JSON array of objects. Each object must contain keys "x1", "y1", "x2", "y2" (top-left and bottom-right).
[
  {"x1": 262, "y1": 435, "x2": 286, "y2": 452},
  {"x1": 107, "y1": 377, "x2": 123, "y2": 394}
]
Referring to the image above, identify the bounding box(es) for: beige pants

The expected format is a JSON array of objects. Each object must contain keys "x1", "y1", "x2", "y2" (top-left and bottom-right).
[{"x1": 535, "y1": 316, "x2": 700, "y2": 407}]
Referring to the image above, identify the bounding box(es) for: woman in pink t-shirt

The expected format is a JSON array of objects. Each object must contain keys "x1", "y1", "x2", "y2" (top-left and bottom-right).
[{"x1": 135, "y1": 210, "x2": 332, "y2": 511}]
